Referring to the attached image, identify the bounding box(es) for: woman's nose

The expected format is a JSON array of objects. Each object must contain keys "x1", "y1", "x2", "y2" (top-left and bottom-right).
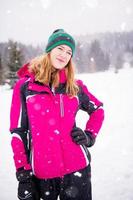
[{"x1": 60, "y1": 50, "x2": 67, "y2": 57}]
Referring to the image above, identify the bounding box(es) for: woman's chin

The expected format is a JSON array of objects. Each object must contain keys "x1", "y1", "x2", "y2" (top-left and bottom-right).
[{"x1": 53, "y1": 65, "x2": 65, "y2": 70}]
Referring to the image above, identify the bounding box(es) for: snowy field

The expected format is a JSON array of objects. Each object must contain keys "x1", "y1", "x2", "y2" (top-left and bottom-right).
[{"x1": 0, "y1": 68, "x2": 133, "y2": 200}]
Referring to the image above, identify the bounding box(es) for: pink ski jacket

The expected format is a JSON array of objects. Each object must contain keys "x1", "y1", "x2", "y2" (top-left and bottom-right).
[{"x1": 10, "y1": 63, "x2": 104, "y2": 179}]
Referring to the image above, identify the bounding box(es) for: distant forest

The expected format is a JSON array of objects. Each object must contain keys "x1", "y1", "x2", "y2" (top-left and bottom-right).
[{"x1": 0, "y1": 31, "x2": 133, "y2": 85}]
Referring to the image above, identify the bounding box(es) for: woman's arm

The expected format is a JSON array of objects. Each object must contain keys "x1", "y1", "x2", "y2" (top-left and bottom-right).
[
  {"x1": 77, "y1": 80, "x2": 104, "y2": 138},
  {"x1": 10, "y1": 78, "x2": 31, "y2": 171}
]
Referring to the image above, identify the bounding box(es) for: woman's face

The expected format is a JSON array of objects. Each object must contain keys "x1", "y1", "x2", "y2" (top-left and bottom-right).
[{"x1": 50, "y1": 45, "x2": 72, "y2": 70}]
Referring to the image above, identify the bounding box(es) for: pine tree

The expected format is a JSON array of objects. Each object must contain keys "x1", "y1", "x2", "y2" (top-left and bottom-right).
[
  {"x1": 74, "y1": 41, "x2": 85, "y2": 73},
  {"x1": 7, "y1": 40, "x2": 24, "y2": 86},
  {"x1": 88, "y1": 40, "x2": 110, "y2": 72},
  {"x1": 0, "y1": 53, "x2": 3, "y2": 85},
  {"x1": 115, "y1": 53, "x2": 123, "y2": 73}
]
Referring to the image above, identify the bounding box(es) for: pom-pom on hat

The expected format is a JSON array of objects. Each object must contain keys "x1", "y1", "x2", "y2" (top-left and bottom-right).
[{"x1": 45, "y1": 29, "x2": 76, "y2": 56}]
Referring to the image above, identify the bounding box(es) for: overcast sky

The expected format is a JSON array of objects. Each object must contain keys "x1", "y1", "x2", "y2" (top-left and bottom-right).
[{"x1": 0, "y1": 0, "x2": 133, "y2": 45}]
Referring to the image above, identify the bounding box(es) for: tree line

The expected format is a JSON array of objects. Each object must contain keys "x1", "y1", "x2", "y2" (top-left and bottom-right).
[{"x1": 0, "y1": 31, "x2": 133, "y2": 85}]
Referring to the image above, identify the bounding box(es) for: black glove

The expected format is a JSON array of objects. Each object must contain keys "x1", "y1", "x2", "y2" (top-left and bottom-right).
[
  {"x1": 71, "y1": 127, "x2": 95, "y2": 147},
  {"x1": 16, "y1": 169, "x2": 39, "y2": 200}
]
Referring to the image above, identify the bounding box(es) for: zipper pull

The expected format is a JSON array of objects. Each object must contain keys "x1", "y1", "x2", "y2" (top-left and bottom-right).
[{"x1": 60, "y1": 94, "x2": 64, "y2": 117}]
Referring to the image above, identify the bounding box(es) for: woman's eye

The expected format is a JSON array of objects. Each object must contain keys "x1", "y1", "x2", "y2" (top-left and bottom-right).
[
  {"x1": 67, "y1": 52, "x2": 72, "y2": 56},
  {"x1": 58, "y1": 47, "x2": 63, "y2": 50}
]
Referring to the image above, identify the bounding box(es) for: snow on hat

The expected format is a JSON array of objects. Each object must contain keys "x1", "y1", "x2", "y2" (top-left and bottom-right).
[{"x1": 45, "y1": 29, "x2": 75, "y2": 56}]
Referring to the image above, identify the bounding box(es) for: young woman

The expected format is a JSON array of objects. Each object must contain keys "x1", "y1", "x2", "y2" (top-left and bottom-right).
[{"x1": 10, "y1": 29, "x2": 104, "y2": 200}]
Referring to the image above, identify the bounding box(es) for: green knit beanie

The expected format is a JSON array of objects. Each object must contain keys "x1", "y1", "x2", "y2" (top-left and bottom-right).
[{"x1": 45, "y1": 29, "x2": 76, "y2": 56}]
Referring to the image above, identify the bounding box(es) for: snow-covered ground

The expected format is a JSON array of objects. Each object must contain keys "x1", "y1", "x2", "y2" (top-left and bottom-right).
[{"x1": 0, "y1": 68, "x2": 133, "y2": 200}]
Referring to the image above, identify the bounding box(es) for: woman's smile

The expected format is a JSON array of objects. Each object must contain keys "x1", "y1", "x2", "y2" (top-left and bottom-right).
[{"x1": 56, "y1": 57, "x2": 65, "y2": 63}]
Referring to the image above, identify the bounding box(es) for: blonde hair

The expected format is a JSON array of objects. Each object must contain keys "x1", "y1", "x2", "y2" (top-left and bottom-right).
[{"x1": 28, "y1": 53, "x2": 79, "y2": 96}]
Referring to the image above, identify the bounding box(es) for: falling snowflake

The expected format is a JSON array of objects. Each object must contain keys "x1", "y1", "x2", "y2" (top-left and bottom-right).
[
  {"x1": 31, "y1": 125, "x2": 35, "y2": 129},
  {"x1": 24, "y1": 190, "x2": 29, "y2": 194},
  {"x1": 65, "y1": 186, "x2": 78, "y2": 198},
  {"x1": 15, "y1": 60, "x2": 18, "y2": 64},
  {"x1": 41, "y1": 111, "x2": 45, "y2": 115},
  {"x1": 79, "y1": 44, "x2": 84, "y2": 49},
  {"x1": 30, "y1": 172, "x2": 33, "y2": 176},
  {"x1": 49, "y1": 137, "x2": 54, "y2": 141},
  {"x1": 34, "y1": 103, "x2": 41, "y2": 110},
  {"x1": 90, "y1": 57, "x2": 94, "y2": 62},
  {"x1": 94, "y1": 132, "x2": 98, "y2": 136},
  {"x1": 7, "y1": 46, "x2": 11, "y2": 50},
  {"x1": 120, "y1": 22, "x2": 126, "y2": 31},
  {"x1": 48, "y1": 118, "x2": 56, "y2": 125},
  {"x1": 6, "y1": 10, "x2": 12, "y2": 14},
  {"x1": 74, "y1": 172, "x2": 82, "y2": 177},
  {"x1": 40, "y1": 0, "x2": 51, "y2": 10},
  {"x1": 45, "y1": 191, "x2": 50, "y2": 196},
  {"x1": 54, "y1": 129, "x2": 60, "y2": 134}
]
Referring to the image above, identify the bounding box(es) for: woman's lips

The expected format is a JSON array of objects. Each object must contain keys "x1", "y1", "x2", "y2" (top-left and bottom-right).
[{"x1": 56, "y1": 58, "x2": 65, "y2": 63}]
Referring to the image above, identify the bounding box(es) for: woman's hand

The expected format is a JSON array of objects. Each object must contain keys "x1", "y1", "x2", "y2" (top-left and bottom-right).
[
  {"x1": 71, "y1": 127, "x2": 95, "y2": 147},
  {"x1": 16, "y1": 169, "x2": 39, "y2": 200}
]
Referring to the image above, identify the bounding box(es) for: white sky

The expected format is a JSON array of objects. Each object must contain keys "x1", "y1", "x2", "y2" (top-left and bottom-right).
[{"x1": 0, "y1": 0, "x2": 133, "y2": 45}]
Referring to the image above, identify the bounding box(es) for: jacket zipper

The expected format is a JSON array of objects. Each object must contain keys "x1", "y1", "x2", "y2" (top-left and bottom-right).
[{"x1": 60, "y1": 94, "x2": 64, "y2": 117}]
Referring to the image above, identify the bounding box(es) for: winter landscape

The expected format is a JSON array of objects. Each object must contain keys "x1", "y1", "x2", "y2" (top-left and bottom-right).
[
  {"x1": 0, "y1": 67, "x2": 133, "y2": 200},
  {"x1": 1, "y1": 0, "x2": 133, "y2": 199}
]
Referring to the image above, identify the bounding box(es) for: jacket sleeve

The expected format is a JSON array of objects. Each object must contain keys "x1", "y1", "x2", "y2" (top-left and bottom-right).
[
  {"x1": 77, "y1": 80, "x2": 104, "y2": 138},
  {"x1": 10, "y1": 78, "x2": 31, "y2": 171}
]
